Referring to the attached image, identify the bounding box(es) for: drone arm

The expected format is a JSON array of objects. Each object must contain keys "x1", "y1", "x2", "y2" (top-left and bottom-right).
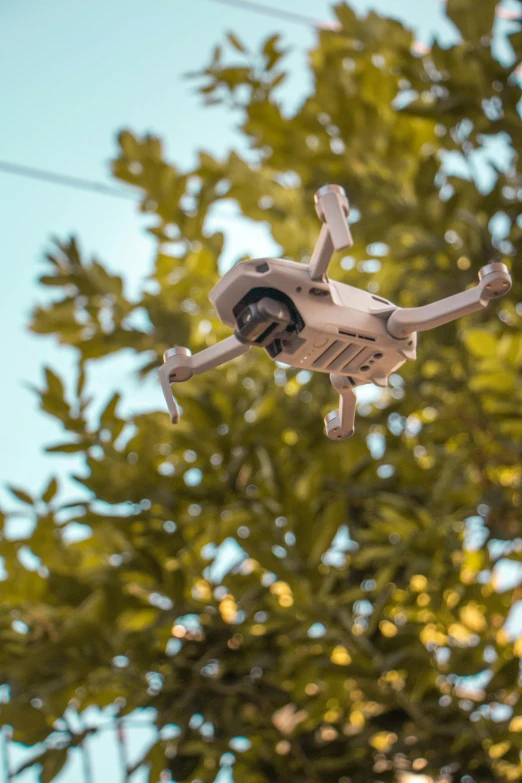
[
  {"x1": 324, "y1": 373, "x2": 357, "y2": 440},
  {"x1": 158, "y1": 336, "x2": 250, "y2": 424},
  {"x1": 309, "y1": 223, "x2": 334, "y2": 282},
  {"x1": 386, "y1": 263, "x2": 512, "y2": 339},
  {"x1": 309, "y1": 185, "x2": 353, "y2": 281},
  {"x1": 181, "y1": 335, "x2": 250, "y2": 375}
]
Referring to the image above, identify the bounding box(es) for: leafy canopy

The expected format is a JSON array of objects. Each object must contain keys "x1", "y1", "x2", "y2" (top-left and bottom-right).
[{"x1": 1, "y1": 1, "x2": 522, "y2": 781}]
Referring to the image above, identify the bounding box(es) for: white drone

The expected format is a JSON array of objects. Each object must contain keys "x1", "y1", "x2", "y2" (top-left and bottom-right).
[{"x1": 159, "y1": 185, "x2": 512, "y2": 440}]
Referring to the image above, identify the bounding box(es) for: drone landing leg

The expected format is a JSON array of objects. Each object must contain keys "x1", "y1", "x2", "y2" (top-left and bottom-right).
[
  {"x1": 324, "y1": 373, "x2": 357, "y2": 441},
  {"x1": 158, "y1": 335, "x2": 250, "y2": 424}
]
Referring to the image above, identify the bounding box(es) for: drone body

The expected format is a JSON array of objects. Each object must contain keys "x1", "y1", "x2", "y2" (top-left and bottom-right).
[{"x1": 159, "y1": 185, "x2": 512, "y2": 440}]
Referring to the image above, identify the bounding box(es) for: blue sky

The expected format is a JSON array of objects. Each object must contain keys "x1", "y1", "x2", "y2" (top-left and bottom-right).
[
  {"x1": 0, "y1": 0, "x2": 459, "y2": 509},
  {"x1": 0, "y1": 1, "x2": 496, "y2": 781}
]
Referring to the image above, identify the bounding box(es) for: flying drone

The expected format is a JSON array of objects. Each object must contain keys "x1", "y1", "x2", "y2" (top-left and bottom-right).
[{"x1": 159, "y1": 185, "x2": 512, "y2": 440}]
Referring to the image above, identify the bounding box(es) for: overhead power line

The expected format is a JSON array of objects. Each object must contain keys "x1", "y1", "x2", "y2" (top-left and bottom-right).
[
  {"x1": 0, "y1": 158, "x2": 251, "y2": 225},
  {"x1": 2, "y1": 0, "x2": 515, "y2": 207},
  {"x1": 210, "y1": 0, "x2": 519, "y2": 29},
  {"x1": 0, "y1": 160, "x2": 136, "y2": 200},
  {"x1": 207, "y1": 0, "x2": 340, "y2": 29}
]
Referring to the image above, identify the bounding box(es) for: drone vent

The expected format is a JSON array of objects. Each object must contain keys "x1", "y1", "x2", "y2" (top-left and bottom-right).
[
  {"x1": 326, "y1": 343, "x2": 363, "y2": 372},
  {"x1": 312, "y1": 340, "x2": 343, "y2": 368}
]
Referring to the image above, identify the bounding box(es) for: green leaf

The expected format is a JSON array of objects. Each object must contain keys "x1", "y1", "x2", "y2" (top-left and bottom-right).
[
  {"x1": 469, "y1": 370, "x2": 516, "y2": 393},
  {"x1": 8, "y1": 486, "x2": 34, "y2": 505},
  {"x1": 488, "y1": 657, "x2": 520, "y2": 693},
  {"x1": 167, "y1": 754, "x2": 201, "y2": 781},
  {"x1": 352, "y1": 545, "x2": 394, "y2": 569},
  {"x1": 44, "y1": 367, "x2": 66, "y2": 400},
  {"x1": 42, "y1": 477, "x2": 58, "y2": 503},
  {"x1": 46, "y1": 442, "x2": 85, "y2": 454},
  {"x1": 227, "y1": 31, "x2": 247, "y2": 53},
  {"x1": 76, "y1": 363, "x2": 87, "y2": 398},
  {"x1": 462, "y1": 328, "x2": 498, "y2": 358},
  {"x1": 262, "y1": 34, "x2": 285, "y2": 71},
  {"x1": 100, "y1": 392, "x2": 121, "y2": 426},
  {"x1": 307, "y1": 499, "x2": 345, "y2": 566},
  {"x1": 118, "y1": 609, "x2": 158, "y2": 632},
  {"x1": 0, "y1": 702, "x2": 50, "y2": 744},
  {"x1": 144, "y1": 743, "x2": 167, "y2": 783},
  {"x1": 499, "y1": 419, "x2": 522, "y2": 438},
  {"x1": 40, "y1": 748, "x2": 68, "y2": 783},
  {"x1": 271, "y1": 72, "x2": 286, "y2": 90},
  {"x1": 446, "y1": 0, "x2": 498, "y2": 43}
]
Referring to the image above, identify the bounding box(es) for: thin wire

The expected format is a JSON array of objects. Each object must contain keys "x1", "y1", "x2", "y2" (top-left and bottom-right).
[
  {"x1": 207, "y1": 0, "x2": 340, "y2": 29},
  {"x1": 0, "y1": 160, "x2": 136, "y2": 200},
  {"x1": 0, "y1": 158, "x2": 261, "y2": 228},
  {"x1": 6, "y1": 0, "x2": 446, "y2": 213}
]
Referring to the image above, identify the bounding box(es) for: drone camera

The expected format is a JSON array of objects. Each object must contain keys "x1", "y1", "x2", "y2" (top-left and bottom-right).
[{"x1": 234, "y1": 297, "x2": 292, "y2": 346}]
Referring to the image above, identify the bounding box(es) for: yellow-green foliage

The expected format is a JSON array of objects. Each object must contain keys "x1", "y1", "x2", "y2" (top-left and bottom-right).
[{"x1": 1, "y1": 1, "x2": 522, "y2": 781}]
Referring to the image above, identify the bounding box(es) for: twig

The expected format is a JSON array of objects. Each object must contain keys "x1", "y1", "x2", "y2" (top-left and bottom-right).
[
  {"x1": 75, "y1": 711, "x2": 95, "y2": 783},
  {"x1": 1, "y1": 728, "x2": 12, "y2": 782},
  {"x1": 116, "y1": 719, "x2": 129, "y2": 782}
]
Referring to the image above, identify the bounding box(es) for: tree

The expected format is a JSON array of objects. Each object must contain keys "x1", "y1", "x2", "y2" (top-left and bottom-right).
[{"x1": 1, "y1": 1, "x2": 522, "y2": 781}]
